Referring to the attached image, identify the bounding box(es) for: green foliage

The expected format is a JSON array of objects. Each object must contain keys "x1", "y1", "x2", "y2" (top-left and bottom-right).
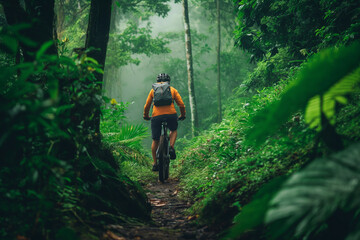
[
  {"x1": 106, "y1": 21, "x2": 170, "y2": 67},
  {"x1": 242, "y1": 48, "x2": 298, "y2": 92},
  {"x1": 234, "y1": 0, "x2": 360, "y2": 61},
  {"x1": 316, "y1": 0, "x2": 360, "y2": 48},
  {"x1": 246, "y1": 42, "x2": 360, "y2": 144},
  {"x1": 114, "y1": 0, "x2": 172, "y2": 17},
  {"x1": 101, "y1": 101, "x2": 129, "y2": 132}
]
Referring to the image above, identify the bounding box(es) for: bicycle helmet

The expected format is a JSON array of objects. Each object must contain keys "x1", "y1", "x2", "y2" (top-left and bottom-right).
[{"x1": 156, "y1": 73, "x2": 171, "y2": 82}]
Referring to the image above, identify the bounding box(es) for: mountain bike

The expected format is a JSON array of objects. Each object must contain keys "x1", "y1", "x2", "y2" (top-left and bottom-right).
[{"x1": 156, "y1": 121, "x2": 170, "y2": 183}]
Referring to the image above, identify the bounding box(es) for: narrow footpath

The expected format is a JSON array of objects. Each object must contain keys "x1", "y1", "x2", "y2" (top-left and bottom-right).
[{"x1": 102, "y1": 178, "x2": 218, "y2": 240}]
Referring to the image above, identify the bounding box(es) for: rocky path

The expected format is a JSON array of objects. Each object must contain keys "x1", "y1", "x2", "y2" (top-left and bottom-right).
[{"x1": 102, "y1": 178, "x2": 217, "y2": 240}]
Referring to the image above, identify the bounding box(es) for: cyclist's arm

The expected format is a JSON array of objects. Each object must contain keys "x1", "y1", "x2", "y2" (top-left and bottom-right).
[
  {"x1": 143, "y1": 89, "x2": 154, "y2": 118},
  {"x1": 173, "y1": 89, "x2": 186, "y2": 117}
]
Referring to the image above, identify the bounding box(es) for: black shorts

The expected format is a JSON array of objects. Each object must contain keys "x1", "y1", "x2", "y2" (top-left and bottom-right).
[{"x1": 151, "y1": 114, "x2": 178, "y2": 140}]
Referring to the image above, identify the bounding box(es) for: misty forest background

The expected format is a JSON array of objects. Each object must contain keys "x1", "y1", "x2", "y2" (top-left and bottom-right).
[{"x1": 1, "y1": 0, "x2": 360, "y2": 239}]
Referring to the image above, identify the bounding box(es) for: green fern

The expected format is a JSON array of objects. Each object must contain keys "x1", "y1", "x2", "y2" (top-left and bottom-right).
[
  {"x1": 265, "y1": 142, "x2": 360, "y2": 240},
  {"x1": 103, "y1": 123, "x2": 149, "y2": 149},
  {"x1": 246, "y1": 42, "x2": 360, "y2": 144}
]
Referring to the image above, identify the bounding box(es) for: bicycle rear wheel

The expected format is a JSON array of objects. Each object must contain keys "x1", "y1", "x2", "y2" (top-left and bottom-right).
[
  {"x1": 164, "y1": 151, "x2": 169, "y2": 180},
  {"x1": 158, "y1": 135, "x2": 166, "y2": 183},
  {"x1": 163, "y1": 136, "x2": 170, "y2": 180}
]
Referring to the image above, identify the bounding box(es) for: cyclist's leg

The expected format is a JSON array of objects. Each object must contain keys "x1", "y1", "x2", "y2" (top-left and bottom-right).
[
  {"x1": 166, "y1": 114, "x2": 178, "y2": 147},
  {"x1": 151, "y1": 116, "x2": 162, "y2": 169},
  {"x1": 151, "y1": 140, "x2": 159, "y2": 165},
  {"x1": 169, "y1": 130, "x2": 177, "y2": 148},
  {"x1": 166, "y1": 114, "x2": 178, "y2": 159}
]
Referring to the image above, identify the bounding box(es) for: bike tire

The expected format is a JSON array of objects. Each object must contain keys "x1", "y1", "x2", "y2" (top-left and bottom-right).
[
  {"x1": 163, "y1": 136, "x2": 170, "y2": 180},
  {"x1": 164, "y1": 148, "x2": 169, "y2": 180},
  {"x1": 164, "y1": 157, "x2": 169, "y2": 180},
  {"x1": 158, "y1": 135, "x2": 166, "y2": 183}
]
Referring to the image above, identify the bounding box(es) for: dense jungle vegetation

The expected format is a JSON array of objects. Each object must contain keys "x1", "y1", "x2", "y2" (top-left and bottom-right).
[{"x1": 1, "y1": 0, "x2": 360, "y2": 239}]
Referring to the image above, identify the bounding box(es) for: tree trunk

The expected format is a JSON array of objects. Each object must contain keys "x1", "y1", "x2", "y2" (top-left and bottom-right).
[
  {"x1": 86, "y1": 0, "x2": 112, "y2": 69},
  {"x1": 182, "y1": 0, "x2": 198, "y2": 137},
  {"x1": 216, "y1": 0, "x2": 222, "y2": 122},
  {"x1": 55, "y1": 0, "x2": 65, "y2": 40},
  {"x1": 85, "y1": 0, "x2": 112, "y2": 135},
  {"x1": 1, "y1": 0, "x2": 57, "y2": 61}
]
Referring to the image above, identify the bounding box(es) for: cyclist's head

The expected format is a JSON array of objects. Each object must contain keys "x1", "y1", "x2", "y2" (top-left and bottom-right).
[{"x1": 156, "y1": 73, "x2": 170, "y2": 82}]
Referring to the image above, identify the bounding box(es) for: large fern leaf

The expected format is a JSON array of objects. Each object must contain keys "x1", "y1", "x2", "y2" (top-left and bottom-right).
[
  {"x1": 265, "y1": 142, "x2": 360, "y2": 240},
  {"x1": 305, "y1": 66, "x2": 360, "y2": 130},
  {"x1": 246, "y1": 42, "x2": 360, "y2": 144}
]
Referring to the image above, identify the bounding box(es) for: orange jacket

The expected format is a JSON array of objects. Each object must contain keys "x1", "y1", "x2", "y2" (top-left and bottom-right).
[{"x1": 143, "y1": 84, "x2": 186, "y2": 118}]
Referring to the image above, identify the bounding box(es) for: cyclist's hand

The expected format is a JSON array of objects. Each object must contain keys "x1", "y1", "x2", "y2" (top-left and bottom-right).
[
  {"x1": 178, "y1": 116, "x2": 186, "y2": 121},
  {"x1": 143, "y1": 116, "x2": 151, "y2": 120}
]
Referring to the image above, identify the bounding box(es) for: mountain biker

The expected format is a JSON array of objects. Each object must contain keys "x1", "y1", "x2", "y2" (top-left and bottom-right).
[{"x1": 143, "y1": 73, "x2": 186, "y2": 171}]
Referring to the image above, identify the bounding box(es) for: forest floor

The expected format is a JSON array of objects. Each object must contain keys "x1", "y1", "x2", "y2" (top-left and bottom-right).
[{"x1": 102, "y1": 178, "x2": 219, "y2": 240}]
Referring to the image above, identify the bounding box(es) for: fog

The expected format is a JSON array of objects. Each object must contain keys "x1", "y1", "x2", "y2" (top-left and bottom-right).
[{"x1": 104, "y1": 2, "x2": 185, "y2": 124}]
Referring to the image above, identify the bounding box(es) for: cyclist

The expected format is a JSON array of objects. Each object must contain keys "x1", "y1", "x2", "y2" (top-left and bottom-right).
[{"x1": 143, "y1": 73, "x2": 186, "y2": 171}]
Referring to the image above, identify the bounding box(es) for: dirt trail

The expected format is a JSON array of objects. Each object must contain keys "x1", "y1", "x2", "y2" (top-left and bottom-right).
[{"x1": 102, "y1": 178, "x2": 218, "y2": 240}]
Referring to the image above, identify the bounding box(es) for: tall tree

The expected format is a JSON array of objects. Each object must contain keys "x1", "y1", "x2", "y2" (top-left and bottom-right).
[
  {"x1": 216, "y1": 0, "x2": 222, "y2": 122},
  {"x1": 1, "y1": 0, "x2": 57, "y2": 61},
  {"x1": 182, "y1": 0, "x2": 198, "y2": 137},
  {"x1": 85, "y1": 0, "x2": 112, "y2": 135}
]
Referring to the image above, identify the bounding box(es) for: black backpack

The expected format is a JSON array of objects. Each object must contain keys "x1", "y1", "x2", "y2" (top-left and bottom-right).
[{"x1": 152, "y1": 82, "x2": 173, "y2": 106}]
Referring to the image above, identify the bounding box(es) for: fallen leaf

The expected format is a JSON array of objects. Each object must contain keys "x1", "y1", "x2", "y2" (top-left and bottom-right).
[
  {"x1": 103, "y1": 230, "x2": 126, "y2": 240},
  {"x1": 16, "y1": 236, "x2": 29, "y2": 240},
  {"x1": 150, "y1": 199, "x2": 167, "y2": 207},
  {"x1": 187, "y1": 215, "x2": 199, "y2": 220}
]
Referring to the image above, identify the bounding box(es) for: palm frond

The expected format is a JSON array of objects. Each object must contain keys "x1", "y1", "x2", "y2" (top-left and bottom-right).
[{"x1": 305, "y1": 66, "x2": 360, "y2": 130}]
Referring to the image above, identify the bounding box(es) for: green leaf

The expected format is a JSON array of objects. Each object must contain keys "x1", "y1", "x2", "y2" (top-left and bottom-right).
[
  {"x1": 0, "y1": 35, "x2": 18, "y2": 53},
  {"x1": 48, "y1": 79, "x2": 59, "y2": 100},
  {"x1": 55, "y1": 227, "x2": 79, "y2": 240},
  {"x1": 85, "y1": 57, "x2": 99, "y2": 65},
  {"x1": 36, "y1": 40, "x2": 54, "y2": 59},
  {"x1": 58, "y1": 56, "x2": 76, "y2": 67}
]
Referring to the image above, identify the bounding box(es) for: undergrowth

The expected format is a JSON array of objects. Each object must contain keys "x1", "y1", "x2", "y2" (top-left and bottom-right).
[{"x1": 172, "y1": 79, "x2": 315, "y2": 228}]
